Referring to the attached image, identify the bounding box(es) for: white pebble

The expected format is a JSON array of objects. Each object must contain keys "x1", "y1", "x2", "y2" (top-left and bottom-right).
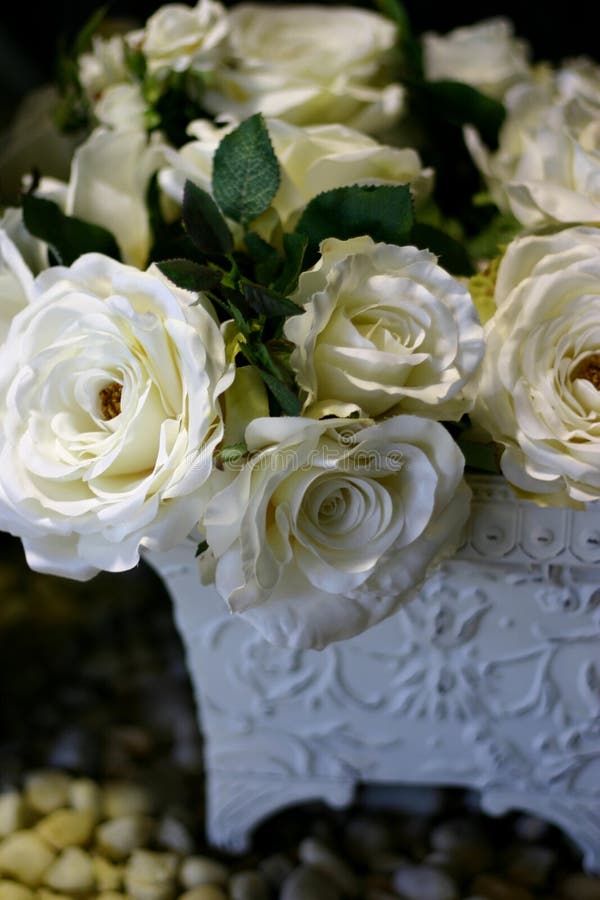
[
  {"x1": 229, "y1": 869, "x2": 269, "y2": 900},
  {"x1": 393, "y1": 864, "x2": 458, "y2": 900},
  {"x1": 0, "y1": 795, "x2": 26, "y2": 840},
  {"x1": 103, "y1": 782, "x2": 154, "y2": 819},
  {"x1": 0, "y1": 831, "x2": 55, "y2": 886},
  {"x1": 156, "y1": 816, "x2": 194, "y2": 854},
  {"x1": 124, "y1": 849, "x2": 178, "y2": 900},
  {"x1": 35, "y1": 808, "x2": 95, "y2": 849},
  {"x1": 96, "y1": 815, "x2": 155, "y2": 860},
  {"x1": 68, "y1": 778, "x2": 102, "y2": 820},
  {"x1": 43, "y1": 847, "x2": 95, "y2": 893},
  {"x1": 24, "y1": 773, "x2": 70, "y2": 816},
  {"x1": 0, "y1": 880, "x2": 35, "y2": 900},
  {"x1": 179, "y1": 857, "x2": 229, "y2": 889},
  {"x1": 93, "y1": 855, "x2": 124, "y2": 892}
]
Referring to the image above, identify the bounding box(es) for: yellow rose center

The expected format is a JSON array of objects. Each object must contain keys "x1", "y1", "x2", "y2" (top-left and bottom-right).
[
  {"x1": 99, "y1": 382, "x2": 123, "y2": 420},
  {"x1": 574, "y1": 354, "x2": 600, "y2": 390}
]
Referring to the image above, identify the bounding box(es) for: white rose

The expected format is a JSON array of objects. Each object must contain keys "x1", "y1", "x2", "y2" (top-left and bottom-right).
[
  {"x1": 0, "y1": 253, "x2": 233, "y2": 579},
  {"x1": 79, "y1": 35, "x2": 131, "y2": 101},
  {"x1": 37, "y1": 127, "x2": 166, "y2": 269},
  {"x1": 94, "y1": 83, "x2": 148, "y2": 131},
  {"x1": 201, "y1": 415, "x2": 470, "y2": 648},
  {"x1": 127, "y1": 0, "x2": 229, "y2": 76},
  {"x1": 159, "y1": 117, "x2": 433, "y2": 237},
  {"x1": 423, "y1": 18, "x2": 531, "y2": 101},
  {"x1": 465, "y1": 59, "x2": 600, "y2": 226},
  {"x1": 203, "y1": 3, "x2": 404, "y2": 133},
  {"x1": 284, "y1": 236, "x2": 484, "y2": 420},
  {"x1": 472, "y1": 226, "x2": 600, "y2": 505},
  {"x1": 0, "y1": 231, "x2": 35, "y2": 344}
]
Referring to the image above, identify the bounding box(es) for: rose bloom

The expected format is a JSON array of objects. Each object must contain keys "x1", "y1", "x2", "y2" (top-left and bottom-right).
[
  {"x1": 35, "y1": 127, "x2": 166, "y2": 269},
  {"x1": 423, "y1": 18, "x2": 531, "y2": 101},
  {"x1": 202, "y1": 3, "x2": 404, "y2": 133},
  {"x1": 127, "y1": 0, "x2": 229, "y2": 76},
  {"x1": 159, "y1": 117, "x2": 433, "y2": 237},
  {"x1": 0, "y1": 254, "x2": 233, "y2": 579},
  {"x1": 284, "y1": 236, "x2": 484, "y2": 420},
  {"x1": 79, "y1": 34, "x2": 131, "y2": 101},
  {"x1": 465, "y1": 58, "x2": 600, "y2": 226},
  {"x1": 200, "y1": 415, "x2": 470, "y2": 648},
  {"x1": 0, "y1": 232, "x2": 34, "y2": 345},
  {"x1": 472, "y1": 226, "x2": 600, "y2": 505}
]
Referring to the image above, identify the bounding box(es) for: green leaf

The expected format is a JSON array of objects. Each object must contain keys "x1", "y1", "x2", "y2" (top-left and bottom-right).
[
  {"x1": 256, "y1": 369, "x2": 302, "y2": 416},
  {"x1": 296, "y1": 184, "x2": 413, "y2": 256},
  {"x1": 458, "y1": 439, "x2": 501, "y2": 475},
  {"x1": 273, "y1": 232, "x2": 308, "y2": 295},
  {"x1": 195, "y1": 540, "x2": 209, "y2": 557},
  {"x1": 212, "y1": 114, "x2": 280, "y2": 226},
  {"x1": 466, "y1": 211, "x2": 521, "y2": 262},
  {"x1": 218, "y1": 442, "x2": 248, "y2": 463},
  {"x1": 73, "y1": 5, "x2": 108, "y2": 56},
  {"x1": 375, "y1": 0, "x2": 423, "y2": 78},
  {"x1": 156, "y1": 259, "x2": 222, "y2": 293},
  {"x1": 183, "y1": 180, "x2": 233, "y2": 256},
  {"x1": 245, "y1": 232, "x2": 283, "y2": 285},
  {"x1": 241, "y1": 281, "x2": 302, "y2": 318},
  {"x1": 23, "y1": 194, "x2": 121, "y2": 266},
  {"x1": 413, "y1": 80, "x2": 506, "y2": 149},
  {"x1": 412, "y1": 223, "x2": 474, "y2": 276}
]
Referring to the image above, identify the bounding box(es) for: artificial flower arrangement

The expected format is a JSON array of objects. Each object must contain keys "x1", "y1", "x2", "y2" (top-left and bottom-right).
[{"x1": 0, "y1": 0, "x2": 599, "y2": 649}]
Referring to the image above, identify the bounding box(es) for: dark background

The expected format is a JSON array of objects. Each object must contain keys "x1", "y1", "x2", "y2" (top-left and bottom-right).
[{"x1": 1, "y1": 0, "x2": 598, "y2": 123}]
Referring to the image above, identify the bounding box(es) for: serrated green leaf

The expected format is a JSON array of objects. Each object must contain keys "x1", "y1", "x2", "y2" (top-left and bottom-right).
[
  {"x1": 195, "y1": 540, "x2": 209, "y2": 557},
  {"x1": 212, "y1": 114, "x2": 280, "y2": 226},
  {"x1": 256, "y1": 369, "x2": 302, "y2": 416},
  {"x1": 273, "y1": 232, "x2": 308, "y2": 295},
  {"x1": 412, "y1": 223, "x2": 473, "y2": 276},
  {"x1": 414, "y1": 80, "x2": 506, "y2": 149},
  {"x1": 23, "y1": 194, "x2": 120, "y2": 266},
  {"x1": 156, "y1": 259, "x2": 222, "y2": 292},
  {"x1": 241, "y1": 281, "x2": 302, "y2": 318},
  {"x1": 183, "y1": 180, "x2": 233, "y2": 256},
  {"x1": 296, "y1": 184, "x2": 413, "y2": 256}
]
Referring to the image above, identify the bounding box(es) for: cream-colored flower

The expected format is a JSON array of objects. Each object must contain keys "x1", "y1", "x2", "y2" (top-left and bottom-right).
[
  {"x1": 0, "y1": 253, "x2": 233, "y2": 579},
  {"x1": 0, "y1": 232, "x2": 34, "y2": 345},
  {"x1": 423, "y1": 18, "x2": 531, "y2": 100},
  {"x1": 79, "y1": 35, "x2": 131, "y2": 101},
  {"x1": 35, "y1": 127, "x2": 166, "y2": 269},
  {"x1": 466, "y1": 58, "x2": 600, "y2": 226},
  {"x1": 201, "y1": 414, "x2": 470, "y2": 648},
  {"x1": 159, "y1": 117, "x2": 432, "y2": 237},
  {"x1": 472, "y1": 226, "x2": 600, "y2": 505},
  {"x1": 284, "y1": 236, "x2": 484, "y2": 420},
  {"x1": 203, "y1": 3, "x2": 404, "y2": 133},
  {"x1": 127, "y1": 0, "x2": 229, "y2": 76},
  {"x1": 94, "y1": 83, "x2": 148, "y2": 131}
]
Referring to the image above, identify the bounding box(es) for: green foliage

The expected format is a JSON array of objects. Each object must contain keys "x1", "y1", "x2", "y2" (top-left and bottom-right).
[
  {"x1": 54, "y1": 6, "x2": 108, "y2": 133},
  {"x1": 23, "y1": 194, "x2": 120, "y2": 266},
  {"x1": 212, "y1": 115, "x2": 280, "y2": 226},
  {"x1": 241, "y1": 282, "x2": 302, "y2": 318},
  {"x1": 466, "y1": 210, "x2": 521, "y2": 262},
  {"x1": 375, "y1": 0, "x2": 423, "y2": 78},
  {"x1": 296, "y1": 184, "x2": 413, "y2": 258},
  {"x1": 411, "y1": 223, "x2": 474, "y2": 276},
  {"x1": 182, "y1": 180, "x2": 233, "y2": 257},
  {"x1": 411, "y1": 79, "x2": 506, "y2": 151},
  {"x1": 155, "y1": 259, "x2": 222, "y2": 293}
]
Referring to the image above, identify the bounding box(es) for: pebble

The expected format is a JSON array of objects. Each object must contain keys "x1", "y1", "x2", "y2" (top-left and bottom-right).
[
  {"x1": 35, "y1": 808, "x2": 95, "y2": 849},
  {"x1": 258, "y1": 853, "x2": 294, "y2": 888},
  {"x1": 179, "y1": 857, "x2": 229, "y2": 889},
  {"x1": 93, "y1": 855, "x2": 123, "y2": 892},
  {"x1": 23, "y1": 773, "x2": 70, "y2": 816},
  {"x1": 103, "y1": 782, "x2": 155, "y2": 819},
  {"x1": 280, "y1": 865, "x2": 343, "y2": 900},
  {"x1": 0, "y1": 882, "x2": 35, "y2": 900},
  {"x1": 43, "y1": 846, "x2": 95, "y2": 893},
  {"x1": 0, "y1": 795, "x2": 26, "y2": 839},
  {"x1": 97, "y1": 894, "x2": 128, "y2": 899},
  {"x1": 229, "y1": 869, "x2": 270, "y2": 900},
  {"x1": 344, "y1": 816, "x2": 391, "y2": 863},
  {"x1": 178, "y1": 889, "x2": 228, "y2": 900},
  {"x1": 560, "y1": 873, "x2": 600, "y2": 900},
  {"x1": 393, "y1": 864, "x2": 458, "y2": 900},
  {"x1": 156, "y1": 815, "x2": 195, "y2": 854},
  {"x1": 96, "y1": 814, "x2": 155, "y2": 860},
  {"x1": 298, "y1": 837, "x2": 360, "y2": 896},
  {"x1": 124, "y1": 849, "x2": 179, "y2": 900},
  {"x1": 68, "y1": 778, "x2": 102, "y2": 819},
  {"x1": 429, "y1": 818, "x2": 492, "y2": 874},
  {"x1": 0, "y1": 831, "x2": 55, "y2": 886},
  {"x1": 504, "y1": 843, "x2": 556, "y2": 887}
]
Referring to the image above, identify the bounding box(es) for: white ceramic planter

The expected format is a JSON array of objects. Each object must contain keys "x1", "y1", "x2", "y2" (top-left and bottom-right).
[{"x1": 145, "y1": 475, "x2": 600, "y2": 870}]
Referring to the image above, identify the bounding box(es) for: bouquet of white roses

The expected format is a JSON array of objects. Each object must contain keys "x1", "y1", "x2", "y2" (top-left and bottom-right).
[{"x1": 1, "y1": 0, "x2": 599, "y2": 649}]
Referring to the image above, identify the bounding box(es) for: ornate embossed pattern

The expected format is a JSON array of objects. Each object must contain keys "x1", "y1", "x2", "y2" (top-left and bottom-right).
[{"x1": 146, "y1": 476, "x2": 600, "y2": 867}]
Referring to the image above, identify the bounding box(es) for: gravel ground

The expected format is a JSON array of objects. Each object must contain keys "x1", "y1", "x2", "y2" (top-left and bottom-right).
[{"x1": 1, "y1": 533, "x2": 599, "y2": 900}]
